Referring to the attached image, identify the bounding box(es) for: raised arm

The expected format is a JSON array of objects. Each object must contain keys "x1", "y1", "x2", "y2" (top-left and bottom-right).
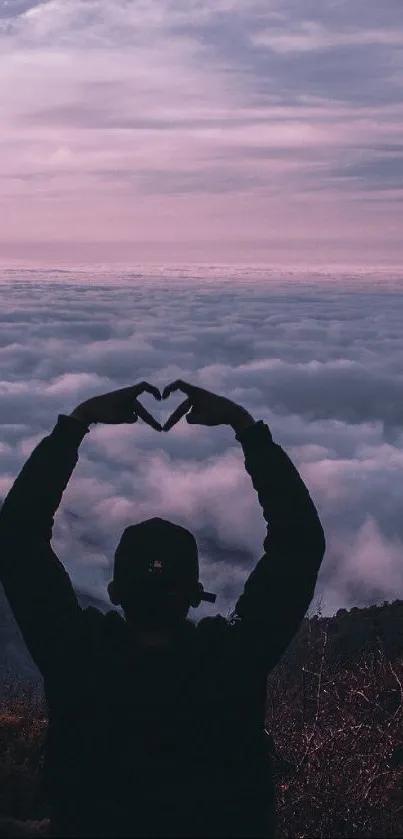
[
  {"x1": 232, "y1": 420, "x2": 326, "y2": 671},
  {"x1": 161, "y1": 379, "x2": 326, "y2": 672},
  {"x1": 0, "y1": 383, "x2": 162, "y2": 675},
  {"x1": 0, "y1": 415, "x2": 89, "y2": 674}
]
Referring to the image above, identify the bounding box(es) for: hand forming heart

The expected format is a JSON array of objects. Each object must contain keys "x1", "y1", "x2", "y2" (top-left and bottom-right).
[{"x1": 71, "y1": 379, "x2": 254, "y2": 432}]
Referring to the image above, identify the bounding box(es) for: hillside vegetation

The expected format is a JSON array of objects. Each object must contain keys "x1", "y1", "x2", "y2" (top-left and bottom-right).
[{"x1": 1, "y1": 600, "x2": 402, "y2": 838}]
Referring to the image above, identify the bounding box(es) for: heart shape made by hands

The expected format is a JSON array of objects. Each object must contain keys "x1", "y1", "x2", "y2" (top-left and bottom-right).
[{"x1": 138, "y1": 389, "x2": 188, "y2": 430}]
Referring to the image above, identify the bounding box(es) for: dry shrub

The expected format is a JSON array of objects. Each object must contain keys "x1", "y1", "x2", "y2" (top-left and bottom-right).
[
  {"x1": 267, "y1": 605, "x2": 403, "y2": 838},
  {"x1": 0, "y1": 681, "x2": 48, "y2": 823}
]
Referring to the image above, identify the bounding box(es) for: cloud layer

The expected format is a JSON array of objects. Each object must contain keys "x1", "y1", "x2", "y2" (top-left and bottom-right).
[
  {"x1": 1, "y1": 268, "x2": 403, "y2": 629},
  {"x1": 1, "y1": 0, "x2": 403, "y2": 262}
]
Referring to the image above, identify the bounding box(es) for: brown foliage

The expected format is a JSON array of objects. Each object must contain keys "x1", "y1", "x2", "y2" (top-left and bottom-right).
[
  {"x1": 0, "y1": 689, "x2": 47, "y2": 823},
  {"x1": 266, "y1": 601, "x2": 403, "y2": 838}
]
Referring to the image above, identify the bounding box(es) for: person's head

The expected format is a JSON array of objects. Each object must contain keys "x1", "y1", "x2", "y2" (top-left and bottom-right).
[{"x1": 107, "y1": 517, "x2": 216, "y2": 630}]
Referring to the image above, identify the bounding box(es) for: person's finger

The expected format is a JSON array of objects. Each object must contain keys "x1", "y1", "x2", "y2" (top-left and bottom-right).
[
  {"x1": 162, "y1": 398, "x2": 192, "y2": 431},
  {"x1": 162, "y1": 380, "x2": 196, "y2": 400},
  {"x1": 186, "y1": 410, "x2": 203, "y2": 425},
  {"x1": 119, "y1": 408, "x2": 139, "y2": 424},
  {"x1": 132, "y1": 382, "x2": 161, "y2": 401},
  {"x1": 186, "y1": 414, "x2": 217, "y2": 426},
  {"x1": 133, "y1": 399, "x2": 162, "y2": 431},
  {"x1": 185, "y1": 406, "x2": 215, "y2": 425}
]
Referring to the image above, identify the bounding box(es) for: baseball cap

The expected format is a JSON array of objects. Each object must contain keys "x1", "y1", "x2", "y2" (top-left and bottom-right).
[{"x1": 114, "y1": 517, "x2": 216, "y2": 603}]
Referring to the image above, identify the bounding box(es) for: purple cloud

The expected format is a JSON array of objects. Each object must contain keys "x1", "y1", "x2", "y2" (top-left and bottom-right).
[{"x1": 0, "y1": 0, "x2": 402, "y2": 263}]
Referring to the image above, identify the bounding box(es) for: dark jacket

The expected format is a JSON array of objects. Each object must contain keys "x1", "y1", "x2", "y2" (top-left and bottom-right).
[{"x1": 0, "y1": 416, "x2": 325, "y2": 838}]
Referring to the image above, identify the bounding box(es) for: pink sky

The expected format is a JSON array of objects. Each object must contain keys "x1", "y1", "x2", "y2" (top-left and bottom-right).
[{"x1": 1, "y1": 0, "x2": 403, "y2": 265}]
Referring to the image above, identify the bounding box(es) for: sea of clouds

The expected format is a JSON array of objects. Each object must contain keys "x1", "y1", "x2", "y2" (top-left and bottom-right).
[{"x1": 1, "y1": 267, "x2": 403, "y2": 631}]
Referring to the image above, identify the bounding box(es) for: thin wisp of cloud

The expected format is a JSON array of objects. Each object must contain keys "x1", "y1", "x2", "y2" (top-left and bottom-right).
[{"x1": 0, "y1": 0, "x2": 402, "y2": 263}]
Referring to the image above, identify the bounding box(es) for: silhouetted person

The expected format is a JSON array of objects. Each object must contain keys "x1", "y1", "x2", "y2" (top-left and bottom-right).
[{"x1": 0, "y1": 380, "x2": 326, "y2": 838}]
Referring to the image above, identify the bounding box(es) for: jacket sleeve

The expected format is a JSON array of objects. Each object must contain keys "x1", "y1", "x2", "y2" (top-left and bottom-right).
[
  {"x1": 231, "y1": 420, "x2": 326, "y2": 672},
  {"x1": 0, "y1": 414, "x2": 90, "y2": 675}
]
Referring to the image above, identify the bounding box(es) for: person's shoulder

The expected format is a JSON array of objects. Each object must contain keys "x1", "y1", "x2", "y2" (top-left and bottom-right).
[
  {"x1": 81, "y1": 605, "x2": 116, "y2": 637},
  {"x1": 80, "y1": 605, "x2": 106, "y2": 633},
  {"x1": 196, "y1": 614, "x2": 232, "y2": 643},
  {"x1": 80, "y1": 606, "x2": 126, "y2": 654}
]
